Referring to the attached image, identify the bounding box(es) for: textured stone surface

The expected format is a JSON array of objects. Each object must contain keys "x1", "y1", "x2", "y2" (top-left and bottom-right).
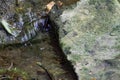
[{"x1": 55, "y1": 0, "x2": 120, "y2": 80}]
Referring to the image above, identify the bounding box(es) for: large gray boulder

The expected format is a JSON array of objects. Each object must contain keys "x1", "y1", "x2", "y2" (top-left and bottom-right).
[{"x1": 54, "y1": 0, "x2": 120, "y2": 80}]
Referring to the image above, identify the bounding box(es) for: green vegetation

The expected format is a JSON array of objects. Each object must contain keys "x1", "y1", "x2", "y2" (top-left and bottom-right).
[{"x1": 0, "y1": 68, "x2": 29, "y2": 79}]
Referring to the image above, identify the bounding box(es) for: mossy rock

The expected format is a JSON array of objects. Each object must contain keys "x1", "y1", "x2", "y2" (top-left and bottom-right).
[{"x1": 55, "y1": 0, "x2": 120, "y2": 80}]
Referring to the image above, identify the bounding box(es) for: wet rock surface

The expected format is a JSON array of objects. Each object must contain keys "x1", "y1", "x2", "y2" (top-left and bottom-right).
[{"x1": 0, "y1": 0, "x2": 79, "y2": 45}]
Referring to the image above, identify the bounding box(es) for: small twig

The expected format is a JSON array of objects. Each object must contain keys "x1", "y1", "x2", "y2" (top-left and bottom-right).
[
  {"x1": 36, "y1": 62, "x2": 54, "y2": 80},
  {"x1": 0, "y1": 77, "x2": 9, "y2": 79},
  {"x1": 7, "y1": 62, "x2": 13, "y2": 70}
]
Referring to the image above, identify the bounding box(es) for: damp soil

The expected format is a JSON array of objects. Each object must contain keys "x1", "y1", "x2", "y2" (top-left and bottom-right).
[
  {"x1": 0, "y1": 23, "x2": 78, "y2": 80},
  {"x1": 0, "y1": 0, "x2": 79, "y2": 80}
]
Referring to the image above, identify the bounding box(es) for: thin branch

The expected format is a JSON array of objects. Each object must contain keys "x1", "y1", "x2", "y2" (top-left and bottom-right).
[{"x1": 37, "y1": 62, "x2": 55, "y2": 80}]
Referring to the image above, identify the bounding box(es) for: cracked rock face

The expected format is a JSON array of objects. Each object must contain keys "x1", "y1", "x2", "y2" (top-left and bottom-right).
[{"x1": 54, "y1": 0, "x2": 120, "y2": 80}]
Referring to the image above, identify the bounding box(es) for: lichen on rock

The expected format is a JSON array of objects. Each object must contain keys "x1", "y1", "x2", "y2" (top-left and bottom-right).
[{"x1": 55, "y1": 0, "x2": 120, "y2": 80}]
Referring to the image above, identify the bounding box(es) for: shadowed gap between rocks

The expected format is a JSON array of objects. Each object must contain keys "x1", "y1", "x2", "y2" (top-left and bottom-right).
[{"x1": 48, "y1": 17, "x2": 78, "y2": 80}]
